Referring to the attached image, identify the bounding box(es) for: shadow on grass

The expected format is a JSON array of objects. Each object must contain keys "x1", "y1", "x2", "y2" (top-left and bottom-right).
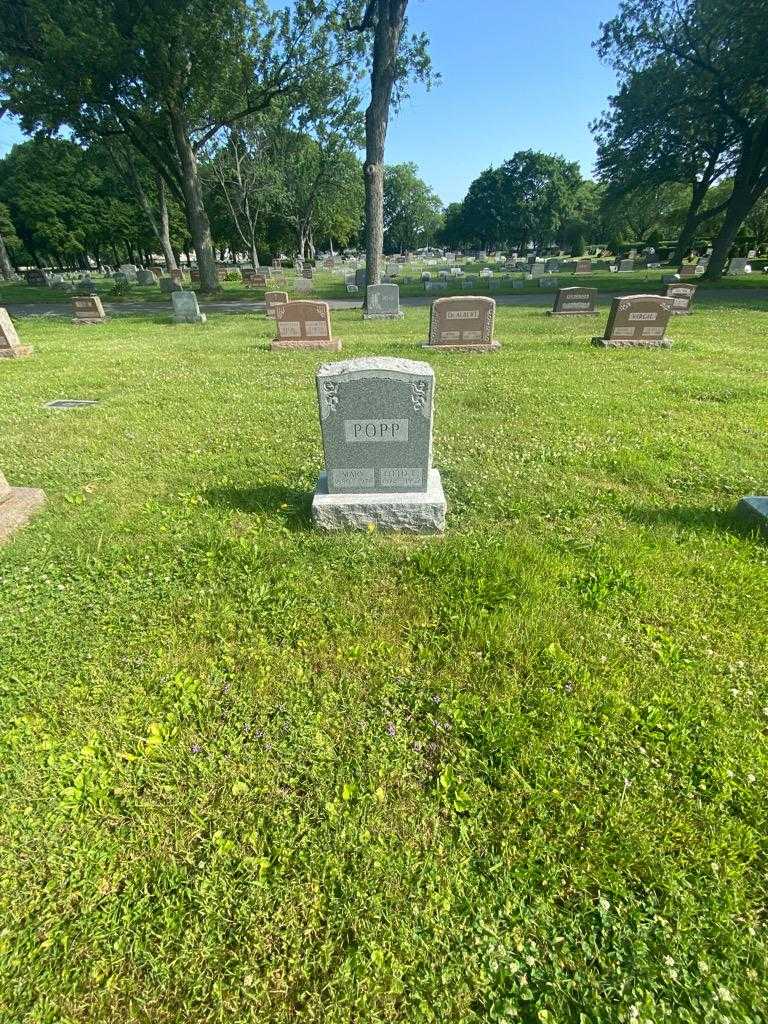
[
  {"x1": 622, "y1": 502, "x2": 765, "y2": 540},
  {"x1": 204, "y1": 483, "x2": 313, "y2": 530}
]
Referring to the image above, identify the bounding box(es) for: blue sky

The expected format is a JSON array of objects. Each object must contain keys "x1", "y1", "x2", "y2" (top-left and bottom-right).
[{"x1": 0, "y1": 0, "x2": 620, "y2": 206}]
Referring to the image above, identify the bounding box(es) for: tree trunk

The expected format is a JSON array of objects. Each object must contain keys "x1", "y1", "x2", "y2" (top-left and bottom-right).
[
  {"x1": 362, "y1": 0, "x2": 408, "y2": 301},
  {"x1": 704, "y1": 181, "x2": 760, "y2": 280},
  {"x1": 0, "y1": 230, "x2": 14, "y2": 279},
  {"x1": 167, "y1": 102, "x2": 219, "y2": 291},
  {"x1": 250, "y1": 240, "x2": 259, "y2": 269},
  {"x1": 155, "y1": 176, "x2": 178, "y2": 275}
]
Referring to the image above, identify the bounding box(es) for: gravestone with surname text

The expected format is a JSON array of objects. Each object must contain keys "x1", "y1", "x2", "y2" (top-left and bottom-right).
[
  {"x1": 549, "y1": 287, "x2": 598, "y2": 316},
  {"x1": 311, "y1": 356, "x2": 446, "y2": 533},
  {"x1": 0, "y1": 307, "x2": 32, "y2": 357},
  {"x1": 71, "y1": 295, "x2": 106, "y2": 325},
  {"x1": 265, "y1": 290, "x2": 289, "y2": 319},
  {"x1": 424, "y1": 296, "x2": 499, "y2": 352},
  {"x1": 272, "y1": 300, "x2": 340, "y2": 351},
  {"x1": 665, "y1": 283, "x2": 696, "y2": 315},
  {"x1": 592, "y1": 294, "x2": 673, "y2": 348}
]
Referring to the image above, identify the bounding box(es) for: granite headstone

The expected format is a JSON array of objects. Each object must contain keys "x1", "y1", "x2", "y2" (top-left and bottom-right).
[{"x1": 593, "y1": 294, "x2": 673, "y2": 348}]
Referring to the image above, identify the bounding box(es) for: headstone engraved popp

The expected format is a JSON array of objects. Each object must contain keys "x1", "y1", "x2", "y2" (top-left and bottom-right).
[
  {"x1": 272, "y1": 300, "x2": 340, "y2": 351},
  {"x1": 593, "y1": 294, "x2": 674, "y2": 348},
  {"x1": 265, "y1": 290, "x2": 289, "y2": 319},
  {"x1": 0, "y1": 468, "x2": 46, "y2": 544},
  {"x1": 0, "y1": 307, "x2": 32, "y2": 358},
  {"x1": 71, "y1": 295, "x2": 106, "y2": 325},
  {"x1": 425, "y1": 296, "x2": 500, "y2": 352},
  {"x1": 549, "y1": 287, "x2": 598, "y2": 316},
  {"x1": 311, "y1": 356, "x2": 446, "y2": 533},
  {"x1": 172, "y1": 290, "x2": 207, "y2": 324},
  {"x1": 364, "y1": 283, "x2": 403, "y2": 320},
  {"x1": 665, "y1": 283, "x2": 697, "y2": 315}
]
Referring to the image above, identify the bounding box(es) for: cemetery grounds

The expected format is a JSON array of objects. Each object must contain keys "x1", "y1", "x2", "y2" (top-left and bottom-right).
[{"x1": 1, "y1": 295, "x2": 767, "y2": 1022}]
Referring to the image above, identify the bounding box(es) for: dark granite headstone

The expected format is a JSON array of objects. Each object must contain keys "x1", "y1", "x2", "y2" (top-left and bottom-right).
[
  {"x1": 593, "y1": 294, "x2": 674, "y2": 348},
  {"x1": 425, "y1": 296, "x2": 500, "y2": 351},
  {"x1": 665, "y1": 283, "x2": 696, "y2": 315},
  {"x1": 265, "y1": 290, "x2": 289, "y2": 319},
  {"x1": 550, "y1": 287, "x2": 598, "y2": 316}
]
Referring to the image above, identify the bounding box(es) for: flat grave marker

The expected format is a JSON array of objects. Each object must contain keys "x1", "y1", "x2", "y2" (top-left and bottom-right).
[
  {"x1": 312, "y1": 356, "x2": 446, "y2": 533},
  {"x1": 272, "y1": 300, "x2": 340, "y2": 351},
  {"x1": 593, "y1": 294, "x2": 674, "y2": 348}
]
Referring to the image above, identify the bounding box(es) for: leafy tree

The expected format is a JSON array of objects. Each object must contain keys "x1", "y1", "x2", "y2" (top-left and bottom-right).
[
  {"x1": 345, "y1": 0, "x2": 435, "y2": 290},
  {"x1": 597, "y1": 0, "x2": 768, "y2": 279},
  {"x1": 744, "y1": 193, "x2": 768, "y2": 249},
  {"x1": 0, "y1": 200, "x2": 20, "y2": 277},
  {"x1": 383, "y1": 162, "x2": 443, "y2": 252},
  {"x1": 0, "y1": 0, "x2": 360, "y2": 289},
  {"x1": 438, "y1": 202, "x2": 469, "y2": 250}
]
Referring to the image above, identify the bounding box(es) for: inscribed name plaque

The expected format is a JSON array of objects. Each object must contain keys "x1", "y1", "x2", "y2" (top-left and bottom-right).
[
  {"x1": 0, "y1": 468, "x2": 46, "y2": 544},
  {"x1": 312, "y1": 356, "x2": 446, "y2": 533},
  {"x1": 0, "y1": 307, "x2": 32, "y2": 357},
  {"x1": 425, "y1": 296, "x2": 500, "y2": 352},
  {"x1": 71, "y1": 295, "x2": 106, "y2": 325},
  {"x1": 665, "y1": 283, "x2": 696, "y2": 315},
  {"x1": 364, "y1": 283, "x2": 403, "y2": 320},
  {"x1": 265, "y1": 290, "x2": 289, "y2": 319},
  {"x1": 172, "y1": 290, "x2": 207, "y2": 324},
  {"x1": 549, "y1": 287, "x2": 598, "y2": 316},
  {"x1": 272, "y1": 300, "x2": 340, "y2": 351},
  {"x1": 593, "y1": 295, "x2": 673, "y2": 348}
]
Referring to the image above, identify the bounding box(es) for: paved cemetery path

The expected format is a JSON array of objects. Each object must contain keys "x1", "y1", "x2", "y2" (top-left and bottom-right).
[{"x1": 4, "y1": 288, "x2": 768, "y2": 319}]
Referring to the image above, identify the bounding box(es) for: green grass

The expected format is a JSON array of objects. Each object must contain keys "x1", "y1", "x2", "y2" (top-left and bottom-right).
[
  {"x1": 1, "y1": 302, "x2": 767, "y2": 1023},
  {"x1": 2, "y1": 263, "x2": 768, "y2": 307}
]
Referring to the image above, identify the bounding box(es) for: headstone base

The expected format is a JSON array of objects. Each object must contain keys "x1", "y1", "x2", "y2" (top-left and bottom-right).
[
  {"x1": 591, "y1": 337, "x2": 671, "y2": 349},
  {"x1": 0, "y1": 346, "x2": 33, "y2": 357},
  {"x1": 271, "y1": 338, "x2": 342, "y2": 351},
  {"x1": 312, "y1": 469, "x2": 446, "y2": 534},
  {"x1": 0, "y1": 486, "x2": 46, "y2": 543},
  {"x1": 422, "y1": 341, "x2": 501, "y2": 353},
  {"x1": 72, "y1": 318, "x2": 106, "y2": 325},
  {"x1": 735, "y1": 496, "x2": 768, "y2": 537},
  {"x1": 363, "y1": 311, "x2": 404, "y2": 320}
]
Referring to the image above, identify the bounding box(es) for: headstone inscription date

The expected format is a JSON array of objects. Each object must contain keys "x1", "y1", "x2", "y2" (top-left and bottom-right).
[
  {"x1": 549, "y1": 287, "x2": 598, "y2": 316},
  {"x1": 311, "y1": 356, "x2": 446, "y2": 533},
  {"x1": 593, "y1": 294, "x2": 674, "y2": 348}
]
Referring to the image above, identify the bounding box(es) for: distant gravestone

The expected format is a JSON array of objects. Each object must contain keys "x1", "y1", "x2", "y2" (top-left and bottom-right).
[
  {"x1": 272, "y1": 300, "x2": 340, "y2": 351},
  {"x1": 365, "y1": 283, "x2": 403, "y2": 320},
  {"x1": 172, "y1": 290, "x2": 207, "y2": 324},
  {"x1": 425, "y1": 296, "x2": 499, "y2": 352},
  {"x1": 728, "y1": 258, "x2": 751, "y2": 275},
  {"x1": 355, "y1": 268, "x2": 368, "y2": 290},
  {"x1": 294, "y1": 276, "x2": 312, "y2": 293},
  {"x1": 265, "y1": 290, "x2": 289, "y2": 319},
  {"x1": 540, "y1": 277, "x2": 559, "y2": 289},
  {"x1": 159, "y1": 277, "x2": 182, "y2": 294},
  {"x1": 0, "y1": 307, "x2": 32, "y2": 358},
  {"x1": 0, "y1": 468, "x2": 45, "y2": 544},
  {"x1": 546, "y1": 259, "x2": 561, "y2": 273},
  {"x1": 302, "y1": 266, "x2": 314, "y2": 280},
  {"x1": 575, "y1": 259, "x2": 592, "y2": 274},
  {"x1": 137, "y1": 269, "x2": 157, "y2": 285},
  {"x1": 530, "y1": 262, "x2": 545, "y2": 278},
  {"x1": 24, "y1": 269, "x2": 48, "y2": 287},
  {"x1": 593, "y1": 294, "x2": 673, "y2": 348},
  {"x1": 549, "y1": 287, "x2": 598, "y2": 316},
  {"x1": 71, "y1": 295, "x2": 106, "y2": 325},
  {"x1": 346, "y1": 283, "x2": 359, "y2": 295},
  {"x1": 619, "y1": 259, "x2": 634, "y2": 272},
  {"x1": 677, "y1": 264, "x2": 697, "y2": 279},
  {"x1": 424, "y1": 280, "x2": 447, "y2": 292},
  {"x1": 119, "y1": 265, "x2": 138, "y2": 282},
  {"x1": 461, "y1": 275, "x2": 478, "y2": 289},
  {"x1": 77, "y1": 278, "x2": 98, "y2": 294},
  {"x1": 665, "y1": 283, "x2": 697, "y2": 315},
  {"x1": 311, "y1": 356, "x2": 446, "y2": 533}
]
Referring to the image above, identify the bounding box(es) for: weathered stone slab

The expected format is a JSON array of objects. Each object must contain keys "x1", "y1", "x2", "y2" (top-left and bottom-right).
[
  {"x1": 425, "y1": 296, "x2": 499, "y2": 351},
  {"x1": 159, "y1": 277, "x2": 183, "y2": 294},
  {"x1": 728, "y1": 258, "x2": 751, "y2": 275},
  {"x1": 72, "y1": 295, "x2": 106, "y2": 325},
  {"x1": 272, "y1": 300, "x2": 340, "y2": 351},
  {"x1": 312, "y1": 356, "x2": 445, "y2": 532},
  {"x1": 293, "y1": 276, "x2": 312, "y2": 293},
  {"x1": 137, "y1": 269, "x2": 158, "y2": 285},
  {"x1": 735, "y1": 496, "x2": 768, "y2": 537},
  {"x1": 265, "y1": 290, "x2": 289, "y2": 319},
  {"x1": 664, "y1": 283, "x2": 696, "y2": 315},
  {"x1": 364, "y1": 283, "x2": 403, "y2": 320},
  {"x1": 172, "y1": 291, "x2": 207, "y2": 324},
  {"x1": 0, "y1": 307, "x2": 32, "y2": 357},
  {"x1": 0, "y1": 470, "x2": 45, "y2": 544},
  {"x1": 549, "y1": 287, "x2": 598, "y2": 316},
  {"x1": 593, "y1": 294, "x2": 673, "y2": 348},
  {"x1": 575, "y1": 259, "x2": 592, "y2": 274},
  {"x1": 618, "y1": 259, "x2": 634, "y2": 272}
]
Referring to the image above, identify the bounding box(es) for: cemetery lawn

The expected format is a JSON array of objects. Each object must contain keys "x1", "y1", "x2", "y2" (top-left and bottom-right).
[{"x1": 2, "y1": 301, "x2": 768, "y2": 1023}]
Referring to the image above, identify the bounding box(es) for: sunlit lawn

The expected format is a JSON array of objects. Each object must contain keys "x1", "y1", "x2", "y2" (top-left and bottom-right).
[{"x1": 1, "y1": 301, "x2": 767, "y2": 1022}]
